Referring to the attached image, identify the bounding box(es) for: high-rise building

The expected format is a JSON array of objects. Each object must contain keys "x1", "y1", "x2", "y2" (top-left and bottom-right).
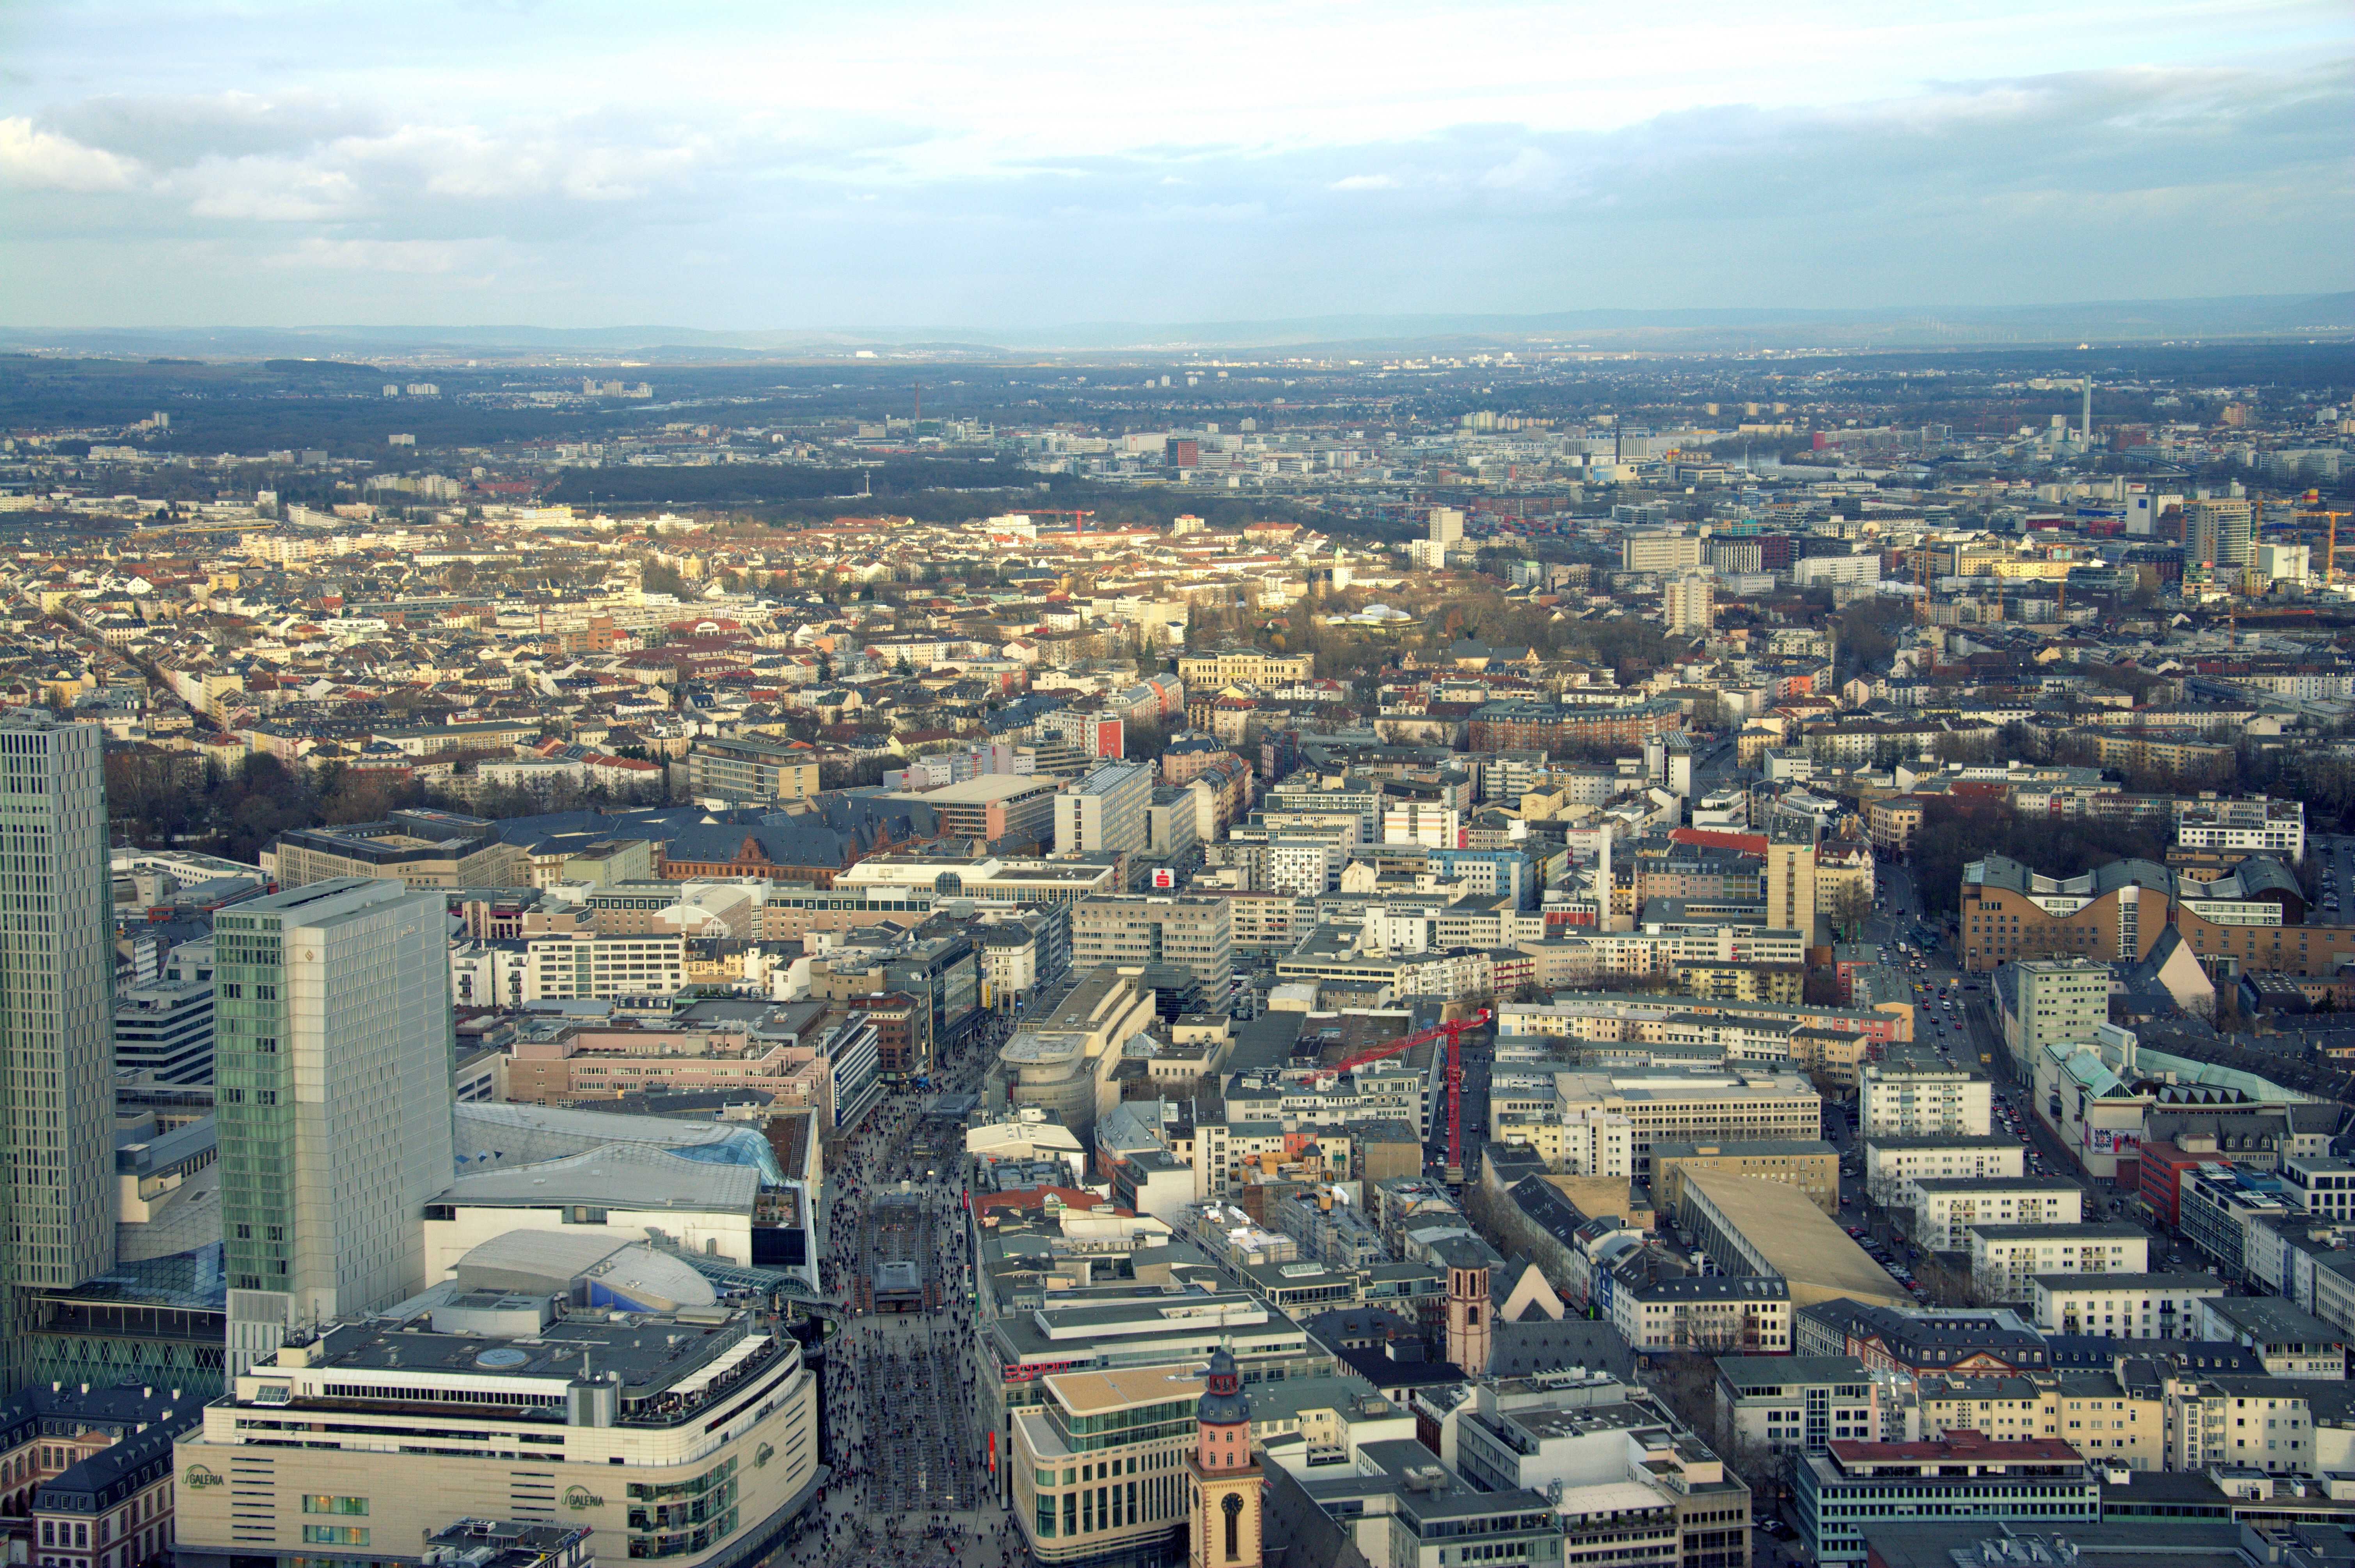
[
  {"x1": 1427, "y1": 506, "x2": 1464, "y2": 546},
  {"x1": 212, "y1": 877, "x2": 456, "y2": 1373},
  {"x1": 2184, "y1": 500, "x2": 2255, "y2": 568},
  {"x1": 1057, "y1": 759, "x2": 1152, "y2": 885},
  {"x1": 1766, "y1": 818, "x2": 1817, "y2": 938},
  {"x1": 0, "y1": 712, "x2": 117, "y2": 1328},
  {"x1": 1664, "y1": 570, "x2": 1716, "y2": 637},
  {"x1": 2005, "y1": 957, "x2": 2112, "y2": 1078}
]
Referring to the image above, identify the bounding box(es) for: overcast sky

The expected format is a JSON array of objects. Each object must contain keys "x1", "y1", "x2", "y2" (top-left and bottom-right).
[{"x1": 2, "y1": 0, "x2": 2348, "y2": 330}]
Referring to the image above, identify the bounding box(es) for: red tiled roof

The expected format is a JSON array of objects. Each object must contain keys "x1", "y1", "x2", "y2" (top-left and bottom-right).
[{"x1": 1671, "y1": 828, "x2": 1769, "y2": 855}]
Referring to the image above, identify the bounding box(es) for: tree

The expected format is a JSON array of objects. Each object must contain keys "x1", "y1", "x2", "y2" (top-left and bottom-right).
[
  {"x1": 1124, "y1": 717, "x2": 1169, "y2": 763},
  {"x1": 1821, "y1": 880, "x2": 1872, "y2": 944},
  {"x1": 641, "y1": 560, "x2": 693, "y2": 598}
]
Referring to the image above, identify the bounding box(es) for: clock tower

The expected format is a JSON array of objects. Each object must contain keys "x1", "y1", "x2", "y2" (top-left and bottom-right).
[{"x1": 1188, "y1": 1348, "x2": 1261, "y2": 1568}]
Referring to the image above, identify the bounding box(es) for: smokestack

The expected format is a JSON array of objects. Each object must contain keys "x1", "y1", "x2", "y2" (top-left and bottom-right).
[{"x1": 2083, "y1": 377, "x2": 2093, "y2": 448}]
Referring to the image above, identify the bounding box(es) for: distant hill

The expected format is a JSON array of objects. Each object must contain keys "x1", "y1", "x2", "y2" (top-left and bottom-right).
[{"x1": 5, "y1": 292, "x2": 2350, "y2": 358}]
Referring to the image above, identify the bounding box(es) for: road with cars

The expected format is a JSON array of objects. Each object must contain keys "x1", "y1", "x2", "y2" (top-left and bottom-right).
[{"x1": 2317, "y1": 832, "x2": 2350, "y2": 918}]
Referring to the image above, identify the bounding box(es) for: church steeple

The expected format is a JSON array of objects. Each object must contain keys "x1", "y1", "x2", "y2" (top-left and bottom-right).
[{"x1": 1189, "y1": 1348, "x2": 1261, "y2": 1568}]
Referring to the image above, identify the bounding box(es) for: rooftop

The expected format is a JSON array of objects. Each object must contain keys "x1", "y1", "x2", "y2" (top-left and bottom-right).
[{"x1": 271, "y1": 1301, "x2": 787, "y2": 1427}]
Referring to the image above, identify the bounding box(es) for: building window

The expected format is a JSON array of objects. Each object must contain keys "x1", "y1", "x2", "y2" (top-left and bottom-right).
[{"x1": 301, "y1": 1527, "x2": 368, "y2": 1547}]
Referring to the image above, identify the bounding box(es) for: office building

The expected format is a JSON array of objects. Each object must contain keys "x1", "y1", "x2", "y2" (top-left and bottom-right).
[
  {"x1": 1380, "y1": 801, "x2": 1462, "y2": 849},
  {"x1": 1056, "y1": 759, "x2": 1152, "y2": 885},
  {"x1": 1447, "y1": 1377, "x2": 1752, "y2": 1568},
  {"x1": 993, "y1": 966, "x2": 1162, "y2": 1141},
  {"x1": 269, "y1": 811, "x2": 525, "y2": 889},
  {"x1": 1622, "y1": 532, "x2": 1704, "y2": 573},
  {"x1": 173, "y1": 1295, "x2": 822, "y2": 1568},
  {"x1": 0, "y1": 712, "x2": 117, "y2": 1325},
  {"x1": 683, "y1": 733, "x2": 823, "y2": 803},
  {"x1": 213, "y1": 877, "x2": 457, "y2": 1373},
  {"x1": 1071, "y1": 894, "x2": 1235, "y2": 1000},
  {"x1": 112, "y1": 977, "x2": 215, "y2": 1084},
  {"x1": 1653, "y1": 1140, "x2": 1840, "y2": 1215},
  {"x1": 1796, "y1": 1435, "x2": 2097, "y2": 1568},
  {"x1": 883, "y1": 772, "x2": 1066, "y2": 846},
  {"x1": 2282, "y1": 1153, "x2": 2355, "y2": 1219},
  {"x1": 1611, "y1": 1272, "x2": 1792, "y2": 1353},
  {"x1": 1713, "y1": 1355, "x2": 1883, "y2": 1457},
  {"x1": 1550, "y1": 1068, "x2": 1822, "y2": 1174},
  {"x1": 2179, "y1": 1163, "x2": 2298, "y2": 1281},
  {"x1": 517, "y1": 932, "x2": 689, "y2": 1000},
  {"x1": 1428, "y1": 506, "x2": 1464, "y2": 546}
]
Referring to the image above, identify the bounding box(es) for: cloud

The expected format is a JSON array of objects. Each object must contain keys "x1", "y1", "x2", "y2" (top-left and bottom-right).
[
  {"x1": 0, "y1": 17, "x2": 2345, "y2": 328},
  {"x1": 48, "y1": 90, "x2": 382, "y2": 170},
  {"x1": 272, "y1": 237, "x2": 475, "y2": 274},
  {"x1": 0, "y1": 116, "x2": 141, "y2": 190}
]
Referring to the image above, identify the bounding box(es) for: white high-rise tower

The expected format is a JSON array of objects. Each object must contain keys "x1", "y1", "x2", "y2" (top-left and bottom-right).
[{"x1": 215, "y1": 876, "x2": 455, "y2": 1372}]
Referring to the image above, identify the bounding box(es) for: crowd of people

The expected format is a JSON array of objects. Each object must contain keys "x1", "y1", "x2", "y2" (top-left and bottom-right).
[{"x1": 775, "y1": 1003, "x2": 1032, "y2": 1568}]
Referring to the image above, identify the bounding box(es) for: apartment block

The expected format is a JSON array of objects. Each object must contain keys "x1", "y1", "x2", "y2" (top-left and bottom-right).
[
  {"x1": 1909, "y1": 1177, "x2": 2084, "y2": 1252},
  {"x1": 2030, "y1": 1271, "x2": 2227, "y2": 1339},
  {"x1": 1860, "y1": 1059, "x2": 1992, "y2": 1139},
  {"x1": 1970, "y1": 1222, "x2": 2152, "y2": 1303}
]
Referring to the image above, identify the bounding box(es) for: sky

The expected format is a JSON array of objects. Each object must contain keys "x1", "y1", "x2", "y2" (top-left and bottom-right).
[{"x1": 1, "y1": 0, "x2": 2350, "y2": 332}]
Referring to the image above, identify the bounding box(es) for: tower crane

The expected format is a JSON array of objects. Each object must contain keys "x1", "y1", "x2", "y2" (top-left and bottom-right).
[
  {"x1": 1315, "y1": 1007, "x2": 1492, "y2": 1180},
  {"x1": 2295, "y1": 508, "x2": 2351, "y2": 586}
]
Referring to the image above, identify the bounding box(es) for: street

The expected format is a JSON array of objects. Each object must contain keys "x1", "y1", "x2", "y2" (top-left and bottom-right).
[{"x1": 773, "y1": 1004, "x2": 1032, "y2": 1568}]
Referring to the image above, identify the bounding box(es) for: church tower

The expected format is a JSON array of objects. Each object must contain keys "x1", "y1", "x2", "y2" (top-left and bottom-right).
[
  {"x1": 1188, "y1": 1347, "x2": 1261, "y2": 1568},
  {"x1": 1442, "y1": 1240, "x2": 1493, "y2": 1377}
]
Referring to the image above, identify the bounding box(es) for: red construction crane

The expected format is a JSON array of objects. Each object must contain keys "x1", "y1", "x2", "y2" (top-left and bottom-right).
[
  {"x1": 1025, "y1": 508, "x2": 1096, "y2": 536},
  {"x1": 1319, "y1": 1007, "x2": 1492, "y2": 1176}
]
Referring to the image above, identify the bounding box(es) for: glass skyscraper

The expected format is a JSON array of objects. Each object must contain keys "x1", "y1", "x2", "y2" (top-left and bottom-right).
[
  {"x1": 0, "y1": 712, "x2": 117, "y2": 1328},
  {"x1": 212, "y1": 876, "x2": 455, "y2": 1372}
]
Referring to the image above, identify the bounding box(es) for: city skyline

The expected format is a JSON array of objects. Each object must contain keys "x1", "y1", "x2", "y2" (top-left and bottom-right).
[{"x1": 2, "y1": 0, "x2": 2348, "y2": 329}]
